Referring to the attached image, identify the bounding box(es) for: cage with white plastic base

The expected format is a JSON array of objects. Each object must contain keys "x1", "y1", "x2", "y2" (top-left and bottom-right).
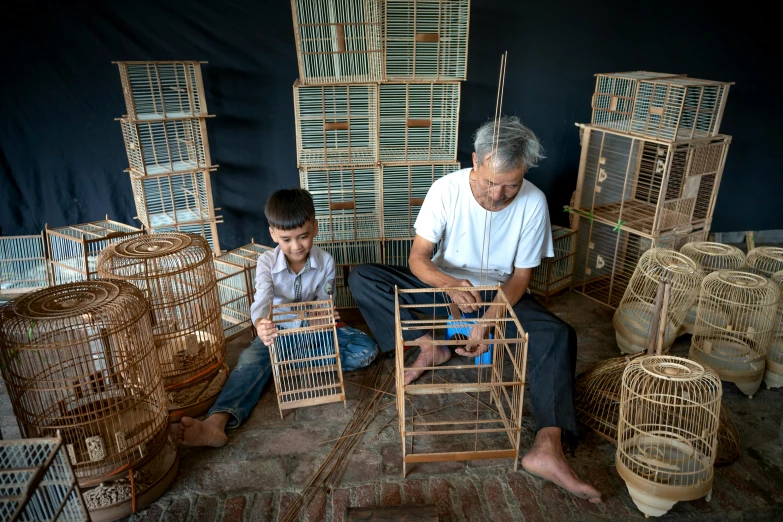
[
  {"x1": 0, "y1": 233, "x2": 49, "y2": 302},
  {"x1": 115, "y1": 61, "x2": 208, "y2": 121}
]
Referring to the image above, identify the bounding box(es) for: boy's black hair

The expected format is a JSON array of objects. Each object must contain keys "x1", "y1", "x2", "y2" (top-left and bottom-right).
[{"x1": 264, "y1": 188, "x2": 316, "y2": 230}]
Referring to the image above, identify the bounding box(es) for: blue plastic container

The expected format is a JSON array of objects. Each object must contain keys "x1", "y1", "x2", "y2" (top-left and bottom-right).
[{"x1": 444, "y1": 311, "x2": 493, "y2": 365}]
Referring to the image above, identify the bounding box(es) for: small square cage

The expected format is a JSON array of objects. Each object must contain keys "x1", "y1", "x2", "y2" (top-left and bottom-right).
[
  {"x1": 381, "y1": 162, "x2": 460, "y2": 238},
  {"x1": 130, "y1": 170, "x2": 220, "y2": 230},
  {"x1": 115, "y1": 61, "x2": 208, "y2": 120},
  {"x1": 294, "y1": 81, "x2": 378, "y2": 167},
  {"x1": 529, "y1": 226, "x2": 577, "y2": 304},
  {"x1": 379, "y1": 82, "x2": 460, "y2": 163},
  {"x1": 383, "y1": 0, "x2": 470, "y2": 81},
  {"x1": 214, "y1": 258, "x2": 254, "y2": 341},
  {"x1": 300, "y1": 165, "x2": 382, "y2": 241},
  {"x1": 121, "y1": 117, "x2": 212, "y2": 177},
  {"x1": 316, "y1": 240, "x2": 382, "y2": 308},
  {"x1": 0, "y1": 233, "x2": 49, "y2": 299},
  {"x1": 268, "y1": 299, "x2": 346, "y2": 416},
  {"x1": 45, "y1": 217, "x2": 144, "y2": 285},
  {"x1": 291, "y1": 0, "x2": 383, "y2": 84}
]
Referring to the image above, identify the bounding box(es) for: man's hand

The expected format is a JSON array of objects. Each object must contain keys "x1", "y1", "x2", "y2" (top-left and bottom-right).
[
  {"x1": 455, "y1": 323, "x2": 490, "y2": 357},
  {"x1": 445, "y1": 279, "x2": 482, "y2": 313},
  {"x1": 256, "y1": 318, "x2": 278, "y2": 346}
]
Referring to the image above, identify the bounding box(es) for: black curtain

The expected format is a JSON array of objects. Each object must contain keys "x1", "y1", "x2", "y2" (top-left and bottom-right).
[{"x1": 1, "y1": 0, "x2": 779, "y2": 250}]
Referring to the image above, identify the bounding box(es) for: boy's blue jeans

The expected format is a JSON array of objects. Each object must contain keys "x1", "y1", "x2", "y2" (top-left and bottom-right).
[{"x1": 207, "y1": 325, "x2": 378, "y2": 428}]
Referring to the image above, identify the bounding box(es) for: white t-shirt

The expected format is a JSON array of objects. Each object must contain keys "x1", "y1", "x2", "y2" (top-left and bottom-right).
[{"x1": 414, "y1": 168, "x2": 554, "y2": 286}]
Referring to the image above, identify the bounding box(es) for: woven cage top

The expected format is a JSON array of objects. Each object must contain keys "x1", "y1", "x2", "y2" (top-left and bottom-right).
[
  {"x1": 623, "y1": 355, "x2": 721, "y2": 395},
  {"x1": 702, "y1": 270, "x2": 780, "y2": 305},
  {"x1": 745, "y1": 247, "x2": 783, "y2": 277},
  {"x1": 97, "y1": 233, "x2": 212, "y2": 279},
  {"x1": 637, "y1": 249, "x2": 703, "y2": 287},
  {"x1": 680, "y1": 242, "x2": 745, "y2": 274}
]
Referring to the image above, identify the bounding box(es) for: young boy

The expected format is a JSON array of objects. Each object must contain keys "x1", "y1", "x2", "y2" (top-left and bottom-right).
[{"x1": 178, "y1": 188, "x2": 379, "y2": 447}]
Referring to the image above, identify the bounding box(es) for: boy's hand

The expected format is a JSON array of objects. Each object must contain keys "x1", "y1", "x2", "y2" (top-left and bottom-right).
[
  {"x1": 334, "y1": 309, "x2": 341, "y2": 322},
  {"x1": 256, "y1": 319, "x2": 278, "y2": 346}
]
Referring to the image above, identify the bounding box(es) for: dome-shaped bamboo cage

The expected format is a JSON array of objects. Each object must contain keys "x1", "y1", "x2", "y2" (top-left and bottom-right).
[
  {"x1": 689, "y1": 271, "x2": 780, "y2": 398},
  {"x1": 96, "y1": 233, "x2": 227, "y2": 417},
  {"x1": 678, "y1": 242, "x2": 745, "y2": 336},
  {"x1": 745, "y1": 246, "x2": 783, "y2": 278},
  {"x1": 617, "y1": 356, "x2": 721, "y2": 517},
  {"x1": 0, "y1": 281, "x2": 177, "y2": 522},
  {"x1": 763, "y1": 271, "x2": 783, "y2": 389},
  {"x1": 613, "y1": 249, "x2": 703, "y2": 354}
]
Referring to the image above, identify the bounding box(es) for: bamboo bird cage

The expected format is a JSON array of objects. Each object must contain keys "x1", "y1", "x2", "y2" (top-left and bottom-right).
[
  {"x1": 394, "y1": 285, "x2": 527, "y2": 476},
  {"x1": 529, "y1": 226, "x2": 577, "y2": 304},
  {"x1": 688, "y1": 271, "x2": 780, "y2": 398},
  {"x1": 129, "y1": 170, "x2": 221, "y2": 231},
  {"x1": 214, "y1": 258, "x2": 254, "y2": 342},
  {"x1": 146, "y1": 222, "x2": 221, "y2": 256},
  {"x1": 744, "y1": 246, "x2": 783, "y2": 278},
  {"x1": 616, "y1": 356, "x2": 721, "y2": 517},
  {"x1": 217, "y1": 239, "x2": 274, "y2": 269},
  {"x1": 267, "y1": 298, "x2": 345, "y2": 417},
  {"x1": 115, "y1": 61, "x2": 208, "y2": 121},
  {"x1": 120, "y1": 117, "x2": 213, "y2": 177},
  {"x1": 591, "y1": 72, "x2": 683, "y2": 133},
  {"x1": 0, "y1": 233, "x2": 49, "y2": 300},
  {"x1": 613, "y1": 249, "x2": 703, "y2": 354},
  {"x1": 678, "y1": 242, "x2": 745, "y2": 336},
  {"x1": 763, "y1": 271, "x2": 783, "y2": 389},
  {"x1": 96, "y1": 233, "x2": 227, "y2": 418},
  {"x1": 0, "y1": 281, "x2": 177, "y2": 521}
]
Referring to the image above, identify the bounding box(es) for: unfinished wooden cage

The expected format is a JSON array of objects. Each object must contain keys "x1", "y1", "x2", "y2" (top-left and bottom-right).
[
  {"x1": 688, "y1": 271, "x2": 780, "y2": 398},
  {"x1": 394, "y1": 286, "x2": 527, "y2": 475},
  {"x1": 613, "y1": 249, "x2": 702, "y2": 354},
  {"x1": 574, "y1": 124, "x2": 731, "y2": 237},
  {"x1": 529, "y1": 226, "x2": 577, "y2": 304},
  {"x1": 214, "y1": 258, "x2": 254, "y2": 341},
  {"x1": 379, "y1": 82, "x2": 460, "y2": 163},
  {"x1": 383, "y1": 0, "x2": 470, "y2": 81},
  {"x1": 294, "y1": 81, "x2": 378, "y2": 167},
  {"x1": 616, "y1": 356, "x2": 721, "y2": 517},
  {"x1": 96, "y1": 233, "x2": 227, "y2": 417},
  {"x1": 129, "y1": 170, "x2": 221, "y2": 230},
  {"x1": 0, "y1": 281, "x2": 177, "y2": 521},
  {"x1": 268, "y1": 299, "x2": 345, "y2": 416},
  {"x1": 678, "y1": 242, "x2": 746, "y2": 335},
  {"x1": 147, "y1": 221, "x2": 221, "y2": 256},
  {"x1": 291, "y1": 0, "x2": 383, "y2": 84},
  {"x1": 381, "y1": 162, "x2": 459, "y2": 238},
  {"x1": 316, "y1": 240, "x2": 382, "y2": 307},
  {"x1": 0, "y1": 233, "x2": 49, "y2": 300},
  {"x1": 115, "y1": 61, "x2": 208, "y2": 121},
  {"x1": 120, "y1": 116, "x2": 213, "y2": 177},
  {"x1": 763, "y1": 271, "x2": 783, "y2": 389},
  {"x1": 300, "y1": 165, "x2": 382, "y2": 241},
  {"x1": 0, "y1": 433, "x2": 89, "y2": 522},
  {"x1": 744, "y1": 246, "x2": 783, "y2": 278},
  {"x1": 45, "y1": 217, "x2": 144, "y2": 285},
  {"x1": 591, "y1": 72, "x2": 683, "y2": 133}
]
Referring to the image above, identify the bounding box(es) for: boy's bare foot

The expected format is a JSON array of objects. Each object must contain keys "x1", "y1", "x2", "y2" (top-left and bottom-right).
[{"x1": 177, "y1": 415, "x2": 229, "y2": 448}]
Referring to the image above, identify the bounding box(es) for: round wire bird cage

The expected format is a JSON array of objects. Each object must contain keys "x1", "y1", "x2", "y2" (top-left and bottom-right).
[
  {"x1": 763, "y1": 271, "x2": 783, "y2": 389},
  {"x1": 616, "y1": 356, "x2": 721, "y2": 517},
  {"x1": 96, "y1": 233, "x2": 227, "y2": 418},
  {"x1": 689, "y1": 271, "x2": 780, "y2": 397},
  {"x1": 744, "y1": 247, "x2": 783, "y2": 277},
  {"x1": 0, "y1": 281, "x2": 177, "y2": 521},
  {"x1": 678, "y1": 242, "x2": 745, "y2": 336},
  {"x1": 613, "y1": 249, "x2": 703, "y2": 354}
]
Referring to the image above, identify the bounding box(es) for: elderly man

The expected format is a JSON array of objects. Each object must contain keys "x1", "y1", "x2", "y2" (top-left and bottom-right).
[{"x1": 348, "y1": 116, "x2": 600, "y2": 503}]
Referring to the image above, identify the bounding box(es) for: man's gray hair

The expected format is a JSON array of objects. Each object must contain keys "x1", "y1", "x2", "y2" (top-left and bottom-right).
[{"x1": 473, "y1": 115, "x2": 545, "y2": 172}]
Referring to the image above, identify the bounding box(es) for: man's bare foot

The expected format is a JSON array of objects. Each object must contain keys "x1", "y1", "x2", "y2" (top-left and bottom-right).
[
  {"x1": 177, "y1": 414, "x2": 229, "y2": 448},
  {"x1": 403, "y1": 344, "x2": 452, "y2": 385},
  {"x1": 521, "y1": 427, "x2": 602, "y2": 504}
]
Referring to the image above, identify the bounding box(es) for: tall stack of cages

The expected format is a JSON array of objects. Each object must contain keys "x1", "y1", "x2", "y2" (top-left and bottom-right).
[
  {"x1": 291, "y1": 0, "x2": 469, "y2": 307},
  {"x1": 115, "y1": 61, "x2": 222, "y2": 254}
]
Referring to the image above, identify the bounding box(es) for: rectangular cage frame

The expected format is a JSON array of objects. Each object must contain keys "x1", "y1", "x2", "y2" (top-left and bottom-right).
[
  {"x1": 316, "y1": 240, "x2": 382, "y2": 308},
  {"x1": 45, "y1": 217, "x2": 145, "y2": 284},
  {"x1": 574, "y1": 124, "x2": 731, "y2": 238},
  {"x1": 301, "y1": 165, "x2": 382, "y2": 242},
  {"x1": 214, "y1": 258, "x2": 255, "y2": 341},
  {"x1": 294, "y1": 81, "x2": 379, "y2": 167},
  {"x1": 268, "y1": 298, "x2": 346, "y2": 416},
  {"x1": 0, "y1": 233, "x2": 50, "y2": 298},
  {"x1": 291, "y1": 0, "x2": 383, "y2": 85},
  {"x1": 115, "y1": 61, "x2": 208, "y2": 121},
  {"x1": 529, "y1": 226, "x2": 577, "y2": 304},
  {"x1": 383, "y1": 0, "x2": 470, "y2": 81},
  {"x1": 570, "y1": 215, "x2": 708, "y2": 309},
  {"x1": 130, "y1": 170, "x2": 221, "y2": 230},
  {"x1": 147, "y1": 221, "x2": 222, "y2": 256},
  {"x1": 0, "y1": 433, "x2": 89, "y2": 522},
  {"x1": 394, "y1": 286, "x2": 527, "y2": 476},
  {"x1": 120, "y1": 116, "x2": 214, "y2": 177},
  {"x1": 379, "y1": 82, "x2": 460, "y2": 163}
]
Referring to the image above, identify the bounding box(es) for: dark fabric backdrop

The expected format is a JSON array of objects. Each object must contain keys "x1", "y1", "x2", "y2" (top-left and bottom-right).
[{"x1": 1, "y1": 0, "x2": 780, "y2": 250}]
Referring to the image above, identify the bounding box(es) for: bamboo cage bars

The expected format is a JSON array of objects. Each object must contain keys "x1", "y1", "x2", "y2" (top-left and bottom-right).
[
  {"x1": 115, "y1": 61, "x2": 208, "y2": 121},
  {"x1": 96, "y1": 233, "x2": 227, "y2": 417},
  {"x1": 147, "y1": 221, "x2": 221, "y2": 256},
  {"x1": 291, "y1": 0, "x2": 383, "y2": 85},
  {"x1": 130, "y1": 170, "x2": 221, "y2": 231},
  {"x1": 591, "y1": 72, "x2": 683, "y2": 133},
  {"x1": 383, "y1": 0, "x2": 470, "y2": 81},
  {"x1": 744, "y1": 246, "x2": 783, "y2": 278},
  {"x1": 529, "y1": 226, "x2": 577, "y2": 304},
  {"x1": 394, "y1": 286, "x2": 528, "y2": 476},
  {"x1": 616, "y1": 356, "x2": 721, "y2": 517},
  {"x1": 120, "y1": 117, "x2": 213, "y2": 177},
  {"x1": 316, "y1": 240, "x2": 382, "y2": 308},
  {"x1": 763, "y1": 271, "x2": 783, "y2": 389},
  {"x1": 217, "y1": 240, "x2": 274, "y2": 269},
  {"x1": 214, "y1": 258, "x2": 255, "y2": 341},
  {"x1": 0, "y1": 281, "x2": 177, "y2": 521},
  {"x1": 0, "y1": 233, "x2": 49, "y2": 298},
  {"x1": 688, "y1": 271, "x2": 780, "y2": 398},
  {"x1": 267, "y1": 298, "x2": 346, "y2": 416}
]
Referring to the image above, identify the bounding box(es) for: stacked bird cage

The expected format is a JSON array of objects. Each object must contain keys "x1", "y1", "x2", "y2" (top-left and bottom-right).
[
  {"x1": 0, "y1": 233, "x2": 49, "y2": 303},
  {"x1": 529, "y1": 226, "x2": 577, "y2": 303},
  {"x1": 764, "y1": 271, "x2": 783, "y2": 389},
  {"x1": 291, "y1": 0, "x2": 469, "y2": 307},
  {"x1": 96, "y1": 233, "x2": 227, "y2": 418},
  {"x1": 0, "y1": 281, "x2": 176, "y2": 521},
  {"x1": 115, "y1": 61, "x2": 222, "y2": 254}
]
